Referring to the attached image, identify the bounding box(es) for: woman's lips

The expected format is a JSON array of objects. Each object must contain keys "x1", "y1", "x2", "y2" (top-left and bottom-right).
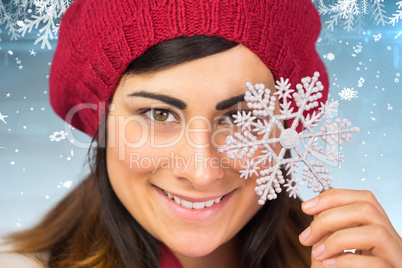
[
  {"x1": 162, "y1": 189, "x2": 223, "y2": 209},
  {"x1": 154, "y1": 186, "x2": 235, "y2": 222}
]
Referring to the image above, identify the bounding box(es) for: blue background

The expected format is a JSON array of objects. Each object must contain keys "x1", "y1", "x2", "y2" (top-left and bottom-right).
[{"x1": 1, "y1": 1, "x2": 401, "y2": 239}]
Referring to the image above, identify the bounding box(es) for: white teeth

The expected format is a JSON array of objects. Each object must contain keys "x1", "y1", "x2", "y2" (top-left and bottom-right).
[
  {"x1": 164, "y1": 190, "x2": 174, "y2": 201},
  {"x1": 193, "y1": 202, "x2": 206, "y2": 210},
  {"x1": 173, "y1": 196, "x2": 181, "y2": 204},
  {"x1": 163, "y1": 190, "x2": 223, "y2": 209},
  {"x1": 205, "y1": 200, "x2": 214, "y2": 207},
  {"x1": 180, "y1": 199, "x2": 193, "y2": 209}
]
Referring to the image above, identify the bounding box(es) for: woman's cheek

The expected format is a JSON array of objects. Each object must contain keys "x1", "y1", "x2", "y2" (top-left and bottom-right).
[
  {"x1": 107, "y1": 114, "x2": 181, "y2": 173},
  {"x1": 107, "y1": 114, "x2": 149, "y2": 161},
  {"x1": 123, "y1": 147, "x2": 174, "y2": 175}
]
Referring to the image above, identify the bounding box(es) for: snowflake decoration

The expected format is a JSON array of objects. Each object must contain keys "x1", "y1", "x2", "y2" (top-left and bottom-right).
[
  {"x1": 353, "y1": 43, "x2": 363, "y2": 54},
  {"x1": 390, "y1": 1, "x2": 402, "y2": 26},
  {"x1": 373, "y1": 33, "x2": 382, "y2": 41},
  {"x1": 314, "y1": 0, "x2": 389, "y2": 33},
  {"x1": 58, "y1": 180, "x2": 73, "y2": 189},
  {"x1": 0, "y1": 0, "x2": 71, "y2": 49},
  {"x1": 283, "y1": 177, "x2": 302, "y2": 199},
  {"x1": 323, "y1": 52, "x2": 336, "y2": 61},
  {"x1": 218, "y1": 72, "x2": 359, "y2": 205},
  {"x1": 357, "y1": 77, "x2": 365, "y2": 87},
  {"x1": 0, "y1": 113, "x2": 9, "y2": 124},
  {"x1": 339, "y1": 87, "x2": 358, "y2": 100},
  {"x1": 49, "y1": 130, "x2": 68, "y2": 142}
]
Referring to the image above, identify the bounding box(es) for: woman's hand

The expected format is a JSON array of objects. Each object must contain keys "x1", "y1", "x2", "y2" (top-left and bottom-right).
[{"x1": 298, "y1": 188, "x2": 402, "y2": 268}]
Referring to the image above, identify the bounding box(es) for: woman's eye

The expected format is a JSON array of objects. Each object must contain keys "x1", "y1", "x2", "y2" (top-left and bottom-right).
[
  {"x1": 145, "y1": 108, "x2": 177, "y2": 122},
  {"x1": 219, "y1": 111, "x2": 268, "y2": 126},
  {"x1": 220, "y1": 112, "x2": 238, "y2": 124}
]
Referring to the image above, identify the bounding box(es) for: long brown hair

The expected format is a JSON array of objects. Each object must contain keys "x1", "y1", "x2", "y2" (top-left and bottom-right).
[{"x1": 2, "y1": 36, "x2": 312, "y2": 268}]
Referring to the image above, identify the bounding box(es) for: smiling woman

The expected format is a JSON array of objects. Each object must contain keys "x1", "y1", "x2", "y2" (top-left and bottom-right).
[
  {"x1": 1, "y1": 0, "x2": 402, "y2": 268},
  {"x1": 102, "y1": 36, "x2": 309, "y2": 267},
  {"x1": 107, "y1": 41, "x2": 285, "y2": 264}
]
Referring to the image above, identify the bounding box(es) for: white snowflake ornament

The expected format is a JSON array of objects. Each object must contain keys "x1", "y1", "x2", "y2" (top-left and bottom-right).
[
  {"x1": 339, "y1": 87, "x2": 358, "y2": 100},
  {"x1": 218, "y1": 72, "x2": 359, "y2": 205},
  {"x1": 49, "y1": 130, "x2": 68, "y2": 142}
]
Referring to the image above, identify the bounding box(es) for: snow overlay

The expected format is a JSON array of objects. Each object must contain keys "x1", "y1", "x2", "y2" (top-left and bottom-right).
[
  {"x1": 0, "y1": 0, "x2": 71, "y2": 49},
  {"x1": 314, "y1": 0, "x2": 388, "y2": 32},
  {"x1": 0, "y1": 112, "x2": 8, "y2": 124},
  {"x1": 390, "y1": 1, "x2": 402, "y2": 26},
  {"x1": 218, "y1": 72, "x2": 360, "y2": 205},
  {"x1": 323, "y1": 52, "x2": 336, "y2": 61},
  {"x1": 339, "y1": 87, "x2": 359, "y2": 100},
  {"x1": 1, "y1": 1, "x2": 402, "y2": 50},
  {"x1": 49, "y1": 130, "x2": 68, "y2": 142}
]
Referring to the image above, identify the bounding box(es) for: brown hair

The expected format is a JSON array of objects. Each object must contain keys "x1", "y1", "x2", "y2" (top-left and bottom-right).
[{"x1": 2, "y1": 36, "x2": 312, "y2": 268}]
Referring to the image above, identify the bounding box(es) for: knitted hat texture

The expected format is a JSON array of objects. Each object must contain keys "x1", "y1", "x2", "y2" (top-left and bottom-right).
[{"x1": 50, "y1": 0, "x2": 329, "y2": 137}]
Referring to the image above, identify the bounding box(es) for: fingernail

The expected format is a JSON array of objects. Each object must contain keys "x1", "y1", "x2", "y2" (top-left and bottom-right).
[
  {"x1": 299, "y1": 226, "x2": 310, "y2": 241},
  {"x1": 323, "y1": 258, "x2": 335, "y2": 266},
  {"x1": 302, "y1": 197, "x2": 319, "y2": 210},
  {"x1": 313, "y1": 243, "x2": 325, "y2": 258}
]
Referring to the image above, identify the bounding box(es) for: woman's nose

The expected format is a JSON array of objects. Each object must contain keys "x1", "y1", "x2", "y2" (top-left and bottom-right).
[{"x1": 171, "y1": 118, "x2": 225, "y2": 190}]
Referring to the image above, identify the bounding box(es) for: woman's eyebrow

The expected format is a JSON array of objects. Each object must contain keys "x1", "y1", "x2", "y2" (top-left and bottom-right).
[
  {"x1": 127, "y1": 91, "x2": 187, "y2": 110},
  {"x1": 215, "y1": 94, "x2": 245, "y2": 110}
]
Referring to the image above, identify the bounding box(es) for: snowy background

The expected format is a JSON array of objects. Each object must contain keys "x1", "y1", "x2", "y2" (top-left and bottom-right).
[{"x1": 1, "y1": 0, "x2": 402, "y2": 238}]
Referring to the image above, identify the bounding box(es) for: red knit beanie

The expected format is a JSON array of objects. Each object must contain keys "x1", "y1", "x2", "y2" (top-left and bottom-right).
[{"x1": 49, "y1": 0, "x2": 328, "y2": 137}]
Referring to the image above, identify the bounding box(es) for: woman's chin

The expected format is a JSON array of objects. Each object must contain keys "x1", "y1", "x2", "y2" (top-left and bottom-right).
[
  {"x1": 171, "y1": 247, "x2": 216, "y2": 258},
  {"x1": 165, "y1": 235, "x2": 221, "y2": 258}
]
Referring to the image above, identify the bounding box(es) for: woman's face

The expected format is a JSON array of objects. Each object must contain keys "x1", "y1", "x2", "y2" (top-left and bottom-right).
[{"x1": 106, "y1": 45, "x2": 280, "y2": 259}]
